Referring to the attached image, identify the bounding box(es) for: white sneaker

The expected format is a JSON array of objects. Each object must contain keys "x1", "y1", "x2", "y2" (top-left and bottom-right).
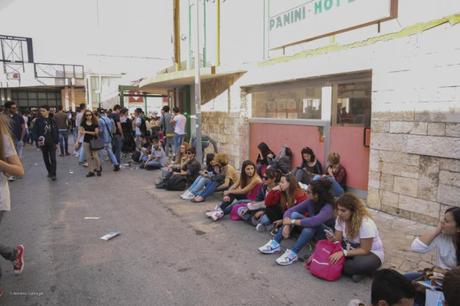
[
  {"x1": 205, "y1": 210, "x2": 216, "y2": 218},
  {"x1": 258, "y1": 239, "x2": 281, "y2": 254},
  {"x1": 180, "y1": 191, "x2": 192, "y2": 199},
  {"x1": 183, "y1": 192, "x2": 195, "y2": 200},
  {"x1": 210, "y1": 209, "x2": 224, "y2": 221},
  {"x1": 275, "y1": 249, "x2": 298, "y2": 266}
]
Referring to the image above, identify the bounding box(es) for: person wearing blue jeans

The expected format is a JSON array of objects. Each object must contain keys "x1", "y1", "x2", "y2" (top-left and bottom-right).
[
  {"x1": 173, "y1": 133, "x2": 185, "y2": 157},
  {"x1": 98, "y1": 110, "x2": 120, "y2": 171},
  {"x1": 58, "y1": 129, "x2": 69, "y2": 156},
  {"x1": 193, "y1": 180, "x2": 219, "y2": 201},
  {"x1": 258, "y1": 180, "x2": 335, "y2": 266},
  {"x1": 180, "y1": 176, "x2": 210, "y2": 199}
]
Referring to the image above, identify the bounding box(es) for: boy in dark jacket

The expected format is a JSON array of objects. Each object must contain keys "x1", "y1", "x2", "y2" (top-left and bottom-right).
[{"x1": 33, "y1": 105, "x2": 59, "y2": 180}]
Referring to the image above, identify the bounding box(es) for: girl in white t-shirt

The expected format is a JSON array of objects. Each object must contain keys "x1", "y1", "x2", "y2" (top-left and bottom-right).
[
  {"x1": 0, "y1": 114, "x2": 25, "y2": 295},
  {"x1": 328, "y1": 193, "x2": 384, "y2": 282}
]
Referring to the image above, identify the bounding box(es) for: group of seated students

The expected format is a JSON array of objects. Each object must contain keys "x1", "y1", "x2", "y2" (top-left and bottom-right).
[{"x1": 151, "y1": 140, "x2": 460, "y2": 304}]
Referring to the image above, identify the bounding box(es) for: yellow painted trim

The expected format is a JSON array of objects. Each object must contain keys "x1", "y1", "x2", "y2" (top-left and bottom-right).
[{"x1": 260, "y1": 13, "x2": 460, "y2": 67}]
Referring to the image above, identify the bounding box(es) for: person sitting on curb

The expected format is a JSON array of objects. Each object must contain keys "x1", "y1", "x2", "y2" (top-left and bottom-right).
[
  {"x1": 293, "y1": 146, "x2": 323, "y2": 185},
  {"x1": 369, "y1": 269, "x2": 415, "y2": 306},
  {"x1": 162, "y1": 147, "x2": 201, "y2": 191},
  {"x1": 144, "y1": 138, "x2": 168, "y2": 170},
  {"x1": 237, "y1": 167, "x2": 281, "y2": 231},
  {"x1": 190, "y1": 153, "x2": 238, "y2": 203},
  {"x1": 180, "y1": 153, "x2": 215, "y2": 199},
  {"x1": 258, "y1": 173, "x2": 308, "y2": 233},
  {"x1": 405, "y1": 207, "x2": 460, "y2": 305},
  {"x1": 205, "y1": 160, "x2": 262, "y2": 221},
  {"x1": 258, "y1": 179, "x2": 335, "y2": 266},
  {"x1": 312, "y1": 152, "x2": 347, "y2": 198},
  {"x1": 327, "y1": 193, "x2": 384, "y2": 283}
]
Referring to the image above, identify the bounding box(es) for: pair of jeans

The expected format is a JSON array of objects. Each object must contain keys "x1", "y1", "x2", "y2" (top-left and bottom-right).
[
  {"x1": 163, "y1": 136, "x2": 174, "y2": 157},
  {"x1": 112, "y1": 135, "x2": 122, "y2": 164},
  {"x1": 173, "y1": 133, "x2": 185, "y2": 156},
  {"x1": 218, "y1": 194, "x2": 247, "y2": 215},
  {"x1": 196, "y1": 180, "x2": 219, "y2": 199},
  {"x1": 188, "y1": 176, "x2": 210, "y2": 195},
  {"x1": 41, "y1": 142, "x2": 57, "y2": 176},
  {"x1": 274, "y1": 212, "x2": 327, "y2": 254},
  {"x1": 101, "y1": 142, "x2": 119, "y2": 166},
  {"x1": 58, "y1": 129, "x2": 69, "y2": 155},
  {"x1": 0, "y1": 211, "x2": 17, "y2": 285},
  {"x1": 145, "y1": 160, "x2": 163, "y2": 170},
  {"x1": 79, "y1": 145, "x2": 86, "y2": 163},
  {"x1": 312, "y1": 175, "x2": 344, "y2": 198}
]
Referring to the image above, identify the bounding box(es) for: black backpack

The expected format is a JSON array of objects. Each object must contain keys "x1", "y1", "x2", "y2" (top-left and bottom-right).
[
  {"x1": 165, "y1": 174, "x2": 187, "y2": 191},
  {"x1": 140, "y1": 117, "x2": 147, "y2": 136}
]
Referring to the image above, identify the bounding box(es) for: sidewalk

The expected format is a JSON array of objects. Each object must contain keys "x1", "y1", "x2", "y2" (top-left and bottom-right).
[{"x1": 146, "y1": 171, "x2": 436, "y2": 273}]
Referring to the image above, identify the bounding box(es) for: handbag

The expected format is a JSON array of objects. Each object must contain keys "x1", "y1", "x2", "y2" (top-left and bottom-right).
[
  {"x1": 89, "y1": 137, "x2": 105, "y2": 151},
  {"x1": 305, "y1": 240, "x2": 345, "y2": 281}
]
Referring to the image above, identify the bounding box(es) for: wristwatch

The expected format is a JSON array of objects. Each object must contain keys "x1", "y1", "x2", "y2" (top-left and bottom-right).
[
  {"x1": 290, "y1": 219, "x2": 296, "y2": 225},
  {"x1": 342, "y1": 249, "x2": 348, "y2": 257}
]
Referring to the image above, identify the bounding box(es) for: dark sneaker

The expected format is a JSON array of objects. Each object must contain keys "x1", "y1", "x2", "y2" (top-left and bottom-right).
[
  {"x1": 65, "y1": 152, "x2": 70, "y2": 156},
  {"x1": 86, "y1": 172, "x2": 95, "y2": 177},
  {"x1": 51, "y1": 175, "x2": 57, "y2": 181},
  {"x1": 96, "y1": 170, "x2": 102, "y2": 177},
  {"x1": 14, "y1": 244, "x2": 24, "y2": 274},
  {"x1": 113, "y1": 165, "x2": 120, "y2": 172}
]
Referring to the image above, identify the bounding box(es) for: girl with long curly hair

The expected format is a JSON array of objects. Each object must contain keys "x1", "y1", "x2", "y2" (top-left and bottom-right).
[{"x1": 328, "y1": 193, "x2": 384, "y2": 282}]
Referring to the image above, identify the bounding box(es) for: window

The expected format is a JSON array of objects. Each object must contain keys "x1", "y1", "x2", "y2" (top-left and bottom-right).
[
  {"x1": 252, "y1": 85, "x2": 322, "y2": 119},
  {"x1": 335, "y1": 81, "x2": 371, "y2": 127}
]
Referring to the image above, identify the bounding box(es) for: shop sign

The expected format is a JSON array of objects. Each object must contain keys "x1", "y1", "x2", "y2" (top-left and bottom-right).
[{"x1": 269, "y1": 0, "x2": 396, "y2": 49}]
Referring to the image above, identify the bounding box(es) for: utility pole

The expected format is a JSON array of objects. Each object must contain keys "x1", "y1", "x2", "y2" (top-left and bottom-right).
[{"x1": 194, "y1": 0, "x2": 203, "y2": 164}]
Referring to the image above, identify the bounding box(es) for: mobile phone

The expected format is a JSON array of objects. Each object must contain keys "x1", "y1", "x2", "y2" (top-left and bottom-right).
[{"x1": 324, "y1": 226, "x2": 334, "y2": 236}]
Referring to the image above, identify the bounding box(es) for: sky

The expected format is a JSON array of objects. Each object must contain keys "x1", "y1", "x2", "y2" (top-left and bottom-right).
[{"x1": 0, "y1": 0, "x2": 174, "y2": 77}]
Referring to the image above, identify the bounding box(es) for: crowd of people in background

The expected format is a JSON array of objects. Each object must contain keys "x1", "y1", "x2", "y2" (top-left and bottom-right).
[{"x1": 1, "y1": 99, "x2": 459, "y2": 304}]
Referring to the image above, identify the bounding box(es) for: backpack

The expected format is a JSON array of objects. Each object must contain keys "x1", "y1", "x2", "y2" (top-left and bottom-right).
[
  {"x1": 165, "y1": 174, "x2": 187, "y2": 191},
  {"x1": 305, "y1": 240, "x2": 345, "y2": 281}
]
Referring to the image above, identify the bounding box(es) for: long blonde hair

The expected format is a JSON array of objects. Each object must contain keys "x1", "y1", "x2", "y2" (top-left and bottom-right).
[
  {"x1": 336, "y1": 193, "x2": 372, "y2": 239},
  {"x1": 0, "y1": 114, "x2": 12, "y2": 161}
]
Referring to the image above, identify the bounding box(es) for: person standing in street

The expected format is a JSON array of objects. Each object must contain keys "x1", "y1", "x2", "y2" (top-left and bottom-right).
[
  {"x1": 160, "y1": 106, "x2": 174, "y2": 158},
  {"x1": 33, "y1": 105, "x2": 59, "y2": 181},
  {"x1": 0, "y1": 113, "x2": 25, "y2": 297},
  {"x1": 54, "y1": 106, "x2": 70, "y2": 156},
  {"x1": 79, "y1": 110, "x2": 102, "y2": 177},
  {"x1": 75, "y1": 103, "x2": 87, "y2": 165},
  {"x1": 171, "y1": 106, "x2": 186, "y2": 159},
  {"x1": 98, "y1": 108, "x2": 120, "y2": 171},
  {"x1": 3, "y1": 102, "x2": 25, "y2": 181},
  {"x1": 109, "y1": 104, "x2": 124, "y2": 165}
]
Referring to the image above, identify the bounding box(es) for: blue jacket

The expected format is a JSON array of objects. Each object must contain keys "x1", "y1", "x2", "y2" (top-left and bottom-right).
[{"x1": 98, "y1": 115, "x2": 114, "y2": 143}]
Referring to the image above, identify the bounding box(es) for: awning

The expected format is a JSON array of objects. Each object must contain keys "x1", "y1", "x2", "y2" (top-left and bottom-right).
[{"x1": 139, "y1": 67, "x2": 246, "y2": 103}]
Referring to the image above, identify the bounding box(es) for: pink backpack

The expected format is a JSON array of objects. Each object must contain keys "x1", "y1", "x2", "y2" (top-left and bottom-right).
[{"x1": 305, "y1": 240, "x2": 345, "y2": 281}]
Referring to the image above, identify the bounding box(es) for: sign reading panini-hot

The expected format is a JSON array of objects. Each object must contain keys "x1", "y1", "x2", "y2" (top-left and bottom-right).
[{"x1": 269, "y1": 0, "x2": 396, "y2": 49}]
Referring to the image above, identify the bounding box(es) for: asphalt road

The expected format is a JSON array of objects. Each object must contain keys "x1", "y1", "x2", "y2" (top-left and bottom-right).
[{"x1": 1, "y1": 145, "x2": 371, "y2": 305}]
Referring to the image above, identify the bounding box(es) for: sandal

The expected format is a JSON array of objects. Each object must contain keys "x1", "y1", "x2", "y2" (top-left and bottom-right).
[{"x1": 191, "y1": 196, "x2": 205, "y2": 203}]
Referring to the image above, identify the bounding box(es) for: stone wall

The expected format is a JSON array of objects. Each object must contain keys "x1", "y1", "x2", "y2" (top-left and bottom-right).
[
  {"x1": 201, "y1": 111, "x2": 249, "y2": 169},
  {"x1": 368, "y1": 111, "x2": 460, "y2": 225}
]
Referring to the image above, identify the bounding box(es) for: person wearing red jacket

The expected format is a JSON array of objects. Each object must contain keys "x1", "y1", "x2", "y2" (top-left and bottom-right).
[{"x1": 262, "y1": 173, "x2": 308, "y2": 230}]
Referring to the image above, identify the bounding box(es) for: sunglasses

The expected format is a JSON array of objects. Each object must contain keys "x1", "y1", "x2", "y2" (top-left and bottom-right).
[{"x1": 85, "y1": 114, "x2": 92, "y2": 117}]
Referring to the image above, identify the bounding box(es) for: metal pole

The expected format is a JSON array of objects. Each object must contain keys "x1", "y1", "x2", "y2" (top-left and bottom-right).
[
  {"x1": 194, "y1": 0, "x2": 203, "y2": 164},
  {"x1": 203, "y1": 0, "x2": 207, "y2": 67},
  {"x1": 216, "y1": 0, "x2": 220, "y2": 66}
]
